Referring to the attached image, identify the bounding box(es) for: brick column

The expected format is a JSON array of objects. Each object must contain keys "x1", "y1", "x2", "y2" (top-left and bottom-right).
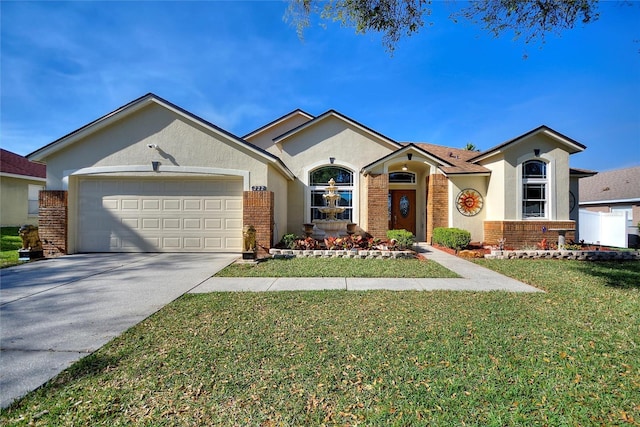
[
  {"x1": 426, "y1": 174, "x2": 449, "y2": 243},
  {"x1": 243, "y1": 191, "x2": 274, "y2": 256},
  {"x1": 39, "y1": 190, "x2": 68, "y2": 257},
  {"x1": 366, "y1": 173, "x2": 388, "y2": 239}
]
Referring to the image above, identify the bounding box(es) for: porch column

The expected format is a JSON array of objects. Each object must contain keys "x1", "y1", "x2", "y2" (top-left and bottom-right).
[
  {"x1": 426, "y1": 174, "x2": 449, "y2": 243},
  {"x1": 366, "y1": 173, "x2": 389, "y2": 239}
]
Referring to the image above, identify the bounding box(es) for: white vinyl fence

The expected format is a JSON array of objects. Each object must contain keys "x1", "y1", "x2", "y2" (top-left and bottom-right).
[{"x1": 579, "y1": 209, "x2": 628, "y2": 248}]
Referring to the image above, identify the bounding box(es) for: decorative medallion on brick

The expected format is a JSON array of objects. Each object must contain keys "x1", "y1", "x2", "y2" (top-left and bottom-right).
[{"x1": 456, "y1": 188, "x2": 483, "y2": 216}]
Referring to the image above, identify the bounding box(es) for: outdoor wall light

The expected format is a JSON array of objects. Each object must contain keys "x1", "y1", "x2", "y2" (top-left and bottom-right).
[
  {"x1": 147, "y1": 144, "x2": 159, "y2": 149},
  {"x1": 534, "y1": 148, "x2": 540, "y2": 157},
  {"x1": 402, "y1": 164, "x2": 408, "y2": 171},
  {"x1": 152, "y1": 161, "x2": 160, "y2": 172},
  {"x1": 407, "y1": 153, "x2": 413, "y2": 161},
  {"x1": 329, "y1": 157, "x2": 335, "y2": 164}
]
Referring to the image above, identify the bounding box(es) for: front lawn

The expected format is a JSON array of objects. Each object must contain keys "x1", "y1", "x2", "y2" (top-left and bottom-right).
[
  {"x1": 1, "y1": 260, "x2": 638, "y2": 425},
  {"x1": 1, "y1": 227, "x2": 23, "y2": 268},
  {"x1": 216, "y1": 256, "x2": 459, "y2": 278}
]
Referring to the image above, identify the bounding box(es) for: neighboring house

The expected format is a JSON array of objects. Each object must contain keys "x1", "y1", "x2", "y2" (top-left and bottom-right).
[
  {"x1": 579, "y1": 166, "x2": 640, "y2": 247},
  {"x1": 0, "y1": 149, "x2": 46, "y2": 227},
  {"x1": 26, "y1": 93, "x2": 595, "y2": 255}
]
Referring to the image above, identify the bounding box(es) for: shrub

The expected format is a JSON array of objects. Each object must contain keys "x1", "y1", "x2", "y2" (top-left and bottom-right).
[
  {"x1": 281, "y1": 233, "x2": 297, "y2": 249},
  {"x1": 386, "y1": 229, "x2": 415, "y2": 250},
  {"x1": 432, "y1": 227, "x2": 471, "y2": 251}
]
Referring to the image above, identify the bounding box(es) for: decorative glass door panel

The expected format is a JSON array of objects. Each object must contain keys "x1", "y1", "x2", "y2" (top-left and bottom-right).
[{"x1": 389, "y1": 190, "x2": 416, "y2": 234}]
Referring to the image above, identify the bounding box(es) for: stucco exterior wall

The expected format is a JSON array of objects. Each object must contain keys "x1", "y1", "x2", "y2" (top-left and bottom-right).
[
  {"x1": 0, "y1": 176, "x2": 45, "y2": 226},
  {"x1": 448, "y1": 175, "x2": 488, "y2": 242},
  {"x1": 43, "y1": 103, "x2": 272, "y2": 191},
  {"x1": 277, "y1": 117, "x2": 395, "y2": 178},
  {"x1": 245, "y1": 113, "x2": 313, "y2": 152},
  {"x1": 267, "y1": 165, "x2": 289, "y2": 244},
  {"x1": 482, "y1": 158, "x2": 505, "y2": 220},
  {"x1": 480, "y1": 134, "x2": 573, "y2": 221},
  {"x1": 278, "y1": 116, "x2": 396, "y2": 230}
]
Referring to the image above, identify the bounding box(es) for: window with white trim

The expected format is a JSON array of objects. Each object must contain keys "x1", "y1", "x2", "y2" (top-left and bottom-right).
[
  {"x1": 28, "y1": 184, "x2": 44, "y2": 216},
  {"x1": 389, "y1": 171, "x2": 416, "y2": 184},
  {"x1": 522, "y1": 160, "x2": 547, "y2": 218},
  {"x1": 309, "y1": 166, "x2": 353, "y2": 221}
]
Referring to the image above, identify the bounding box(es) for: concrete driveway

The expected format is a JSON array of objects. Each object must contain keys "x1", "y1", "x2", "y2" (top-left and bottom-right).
[{"x1": 0, "y1": 253, "x2": 237, "y2": 408}]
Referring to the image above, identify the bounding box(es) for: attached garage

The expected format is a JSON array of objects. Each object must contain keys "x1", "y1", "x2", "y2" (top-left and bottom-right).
[{"x1": 77, "y1": 176, "x2": 243, "y2": 252}]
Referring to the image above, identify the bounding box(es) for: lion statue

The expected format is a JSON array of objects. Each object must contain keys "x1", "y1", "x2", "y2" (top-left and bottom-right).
[
  {"x1": 242, "y1": 225, "x2": 257, "y2": 252},
  {"x1": 19, "y1": 224, "x2": 43, "y2": 251}
]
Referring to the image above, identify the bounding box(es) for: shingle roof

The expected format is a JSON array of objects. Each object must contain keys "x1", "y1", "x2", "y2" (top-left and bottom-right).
[
  {"x1": 408, "y1": 143, "x2": 490, "y2": 174},
  {"x1": 579, "y1": 166, "x2": 640, "y2": 203},
  {"x1": 0, "y1": 149, "x2": 46, "y2": 178}
]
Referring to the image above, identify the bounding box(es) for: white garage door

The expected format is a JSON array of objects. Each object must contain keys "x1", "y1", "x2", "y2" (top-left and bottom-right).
[{"x1": 77, "y1": 177, "x2": 243, "y2": 252}]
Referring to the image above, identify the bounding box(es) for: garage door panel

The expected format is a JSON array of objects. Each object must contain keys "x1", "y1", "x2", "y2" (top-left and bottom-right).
[
  {"x1": 122, "y1": 199, "x2": 139, "y2": 210},
  {"x1": 183, "y1": 200, "x2": 202, "y2": 210},
  {"x1": 78, "y1": 178, "x2": 243, "y2": 252},
  {"x1": 142, "y1": 199, "x2": 160, "y2": 210},
  {"x1": 225, "y1": 199, "x2": 243, "y2": 210},
  {"x1": 163, "y1": 199, "x2": 180, "y2": 210},
  {"x1": 226, "y1": 218, "x2": 243, "y2": 229}
]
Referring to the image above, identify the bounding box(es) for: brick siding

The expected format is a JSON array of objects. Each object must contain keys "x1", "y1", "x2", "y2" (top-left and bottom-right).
[
  {"x1": 426, "y1": 174, "x2": 449, "y2": 243},
  {"x1": 365, "y1": 174, "x2": 389, "y2": 239},
  {"x1": 484, "y1": 220, "x2": 576, "y2": 249},
  {"x1": 38, "y1": 190, "x2": 68, "y2": 257},
  {"x1": 243, "y1": 191, "x2": 274, "y2": 256}
]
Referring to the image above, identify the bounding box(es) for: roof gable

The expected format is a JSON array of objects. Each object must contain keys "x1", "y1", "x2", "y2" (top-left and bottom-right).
[
  {"x1": 242, "y1": 109, "x2": 314, "y2": 140},
  {"x1": 469, "y1": 125, "x2": 587, "y2": 163},
  {"x1": 26, "y1": 93, "x2": 294, "y2": 180},
  {"x1": 0, "y1": 149, "x2": 46, "y2": 179},
  {"x1": 273, "y1": 110, "x2": 401, "y2": 150}
]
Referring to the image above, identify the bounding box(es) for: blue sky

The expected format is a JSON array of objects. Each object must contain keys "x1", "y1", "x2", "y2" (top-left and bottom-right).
[{"x1": 1, "y1": 1, "x2": 638, "y2": 172}]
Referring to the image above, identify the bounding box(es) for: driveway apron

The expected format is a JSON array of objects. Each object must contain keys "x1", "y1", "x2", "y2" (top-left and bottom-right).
[{"x1": 0, "y1": 253, "x2": 236, "y2": 408}]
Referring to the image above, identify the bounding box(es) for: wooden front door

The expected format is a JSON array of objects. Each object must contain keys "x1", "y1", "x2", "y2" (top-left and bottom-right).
[{"x1": 389, "y1": 190, "x2": 416, "y2": 234}]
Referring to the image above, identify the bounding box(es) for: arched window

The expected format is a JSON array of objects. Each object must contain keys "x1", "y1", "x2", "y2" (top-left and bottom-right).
[
  {"x1": 522, "y1": 160, "x2": 548, "y2": 218},
  {"x1": 309, "y1": 166, "x2": 353, "y2": 221}
]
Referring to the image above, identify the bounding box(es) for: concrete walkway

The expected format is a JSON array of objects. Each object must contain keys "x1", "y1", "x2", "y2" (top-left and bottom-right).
[{"x1": 191, "y1": 244, "x2": 542, "y2": 293}]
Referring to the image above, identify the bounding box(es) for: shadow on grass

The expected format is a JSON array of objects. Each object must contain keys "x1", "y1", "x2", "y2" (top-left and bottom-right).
[
  {"x1": 572, "y1": 260, "x2": 640, "y2": 290},
  {"x1": 5, "y1": 352, "x2": 123, "y2": 411}
]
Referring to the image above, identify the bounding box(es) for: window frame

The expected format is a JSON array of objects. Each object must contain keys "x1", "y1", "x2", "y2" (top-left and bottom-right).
[
  {"x1": 308, "y1": 165, "x2": 354, "y2": 222},
  {"x1": 27, "y1": 184, "x2": 44, "y2": 216},
  {"x1": 521, "y1": 159, "x2": 548, "y2": 219}
]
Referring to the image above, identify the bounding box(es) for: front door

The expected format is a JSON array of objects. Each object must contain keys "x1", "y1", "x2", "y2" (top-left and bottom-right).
[{"x1": 389, "y1": 189, "x2": 416, "y2": 235}]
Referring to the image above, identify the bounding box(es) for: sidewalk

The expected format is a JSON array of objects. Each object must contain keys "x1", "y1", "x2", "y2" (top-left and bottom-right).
[{"x1": 190, "y1": 244, "x2": 542, "y2": 293}]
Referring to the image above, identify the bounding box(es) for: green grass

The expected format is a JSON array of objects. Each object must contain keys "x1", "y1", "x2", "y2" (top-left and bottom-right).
[
  {"x1": 1, "y1": 260, "x2": 639, "y2": 426},
  {"x1": 1, "y1": 227, "x2": 23, "y2": 268},
  {"x1": 217, "y1": 257, "x2": 459, "y2": 278}
]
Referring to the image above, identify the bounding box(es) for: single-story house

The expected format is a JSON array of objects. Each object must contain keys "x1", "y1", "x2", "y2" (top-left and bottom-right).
[
  {"x1": 579, "y1": 166, "x2": 640, "y2": 247},
  {"x1": 27, "y1": 93, "x2": 595, "y2": 255},
  {"x1": 1, "y1": 149, "x2": 46, "y2": 227}
]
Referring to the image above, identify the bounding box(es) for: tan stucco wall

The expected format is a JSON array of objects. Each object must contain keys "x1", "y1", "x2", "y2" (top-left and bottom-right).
[
  {"x1": 267, "y1": 165, "x2": 289, "y2": 244},
  {"x1": 278, "y1": 116, "x2": 396, "y2": 179},
  {"x1": 246, "y1": 113, "x2": 313, "y2": 152},
  {"x1": 277, "y1": 116, "x2": 398, "y2": 232},
  {"x1": 43, "y1": 103, "x2": 274, "y2": 191},
  {"x1": 448, "y1": 175, "x2": 488, "y2": 242},
  {"x1": 0, "y1": 176, "x2": 44, "y2": 226},
  {"x1": 482, "y1": 158, "x2": 505, "y2": 220},
  {"x1": 479, "y1": 133, "x2": 573, "y2": 221}
]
